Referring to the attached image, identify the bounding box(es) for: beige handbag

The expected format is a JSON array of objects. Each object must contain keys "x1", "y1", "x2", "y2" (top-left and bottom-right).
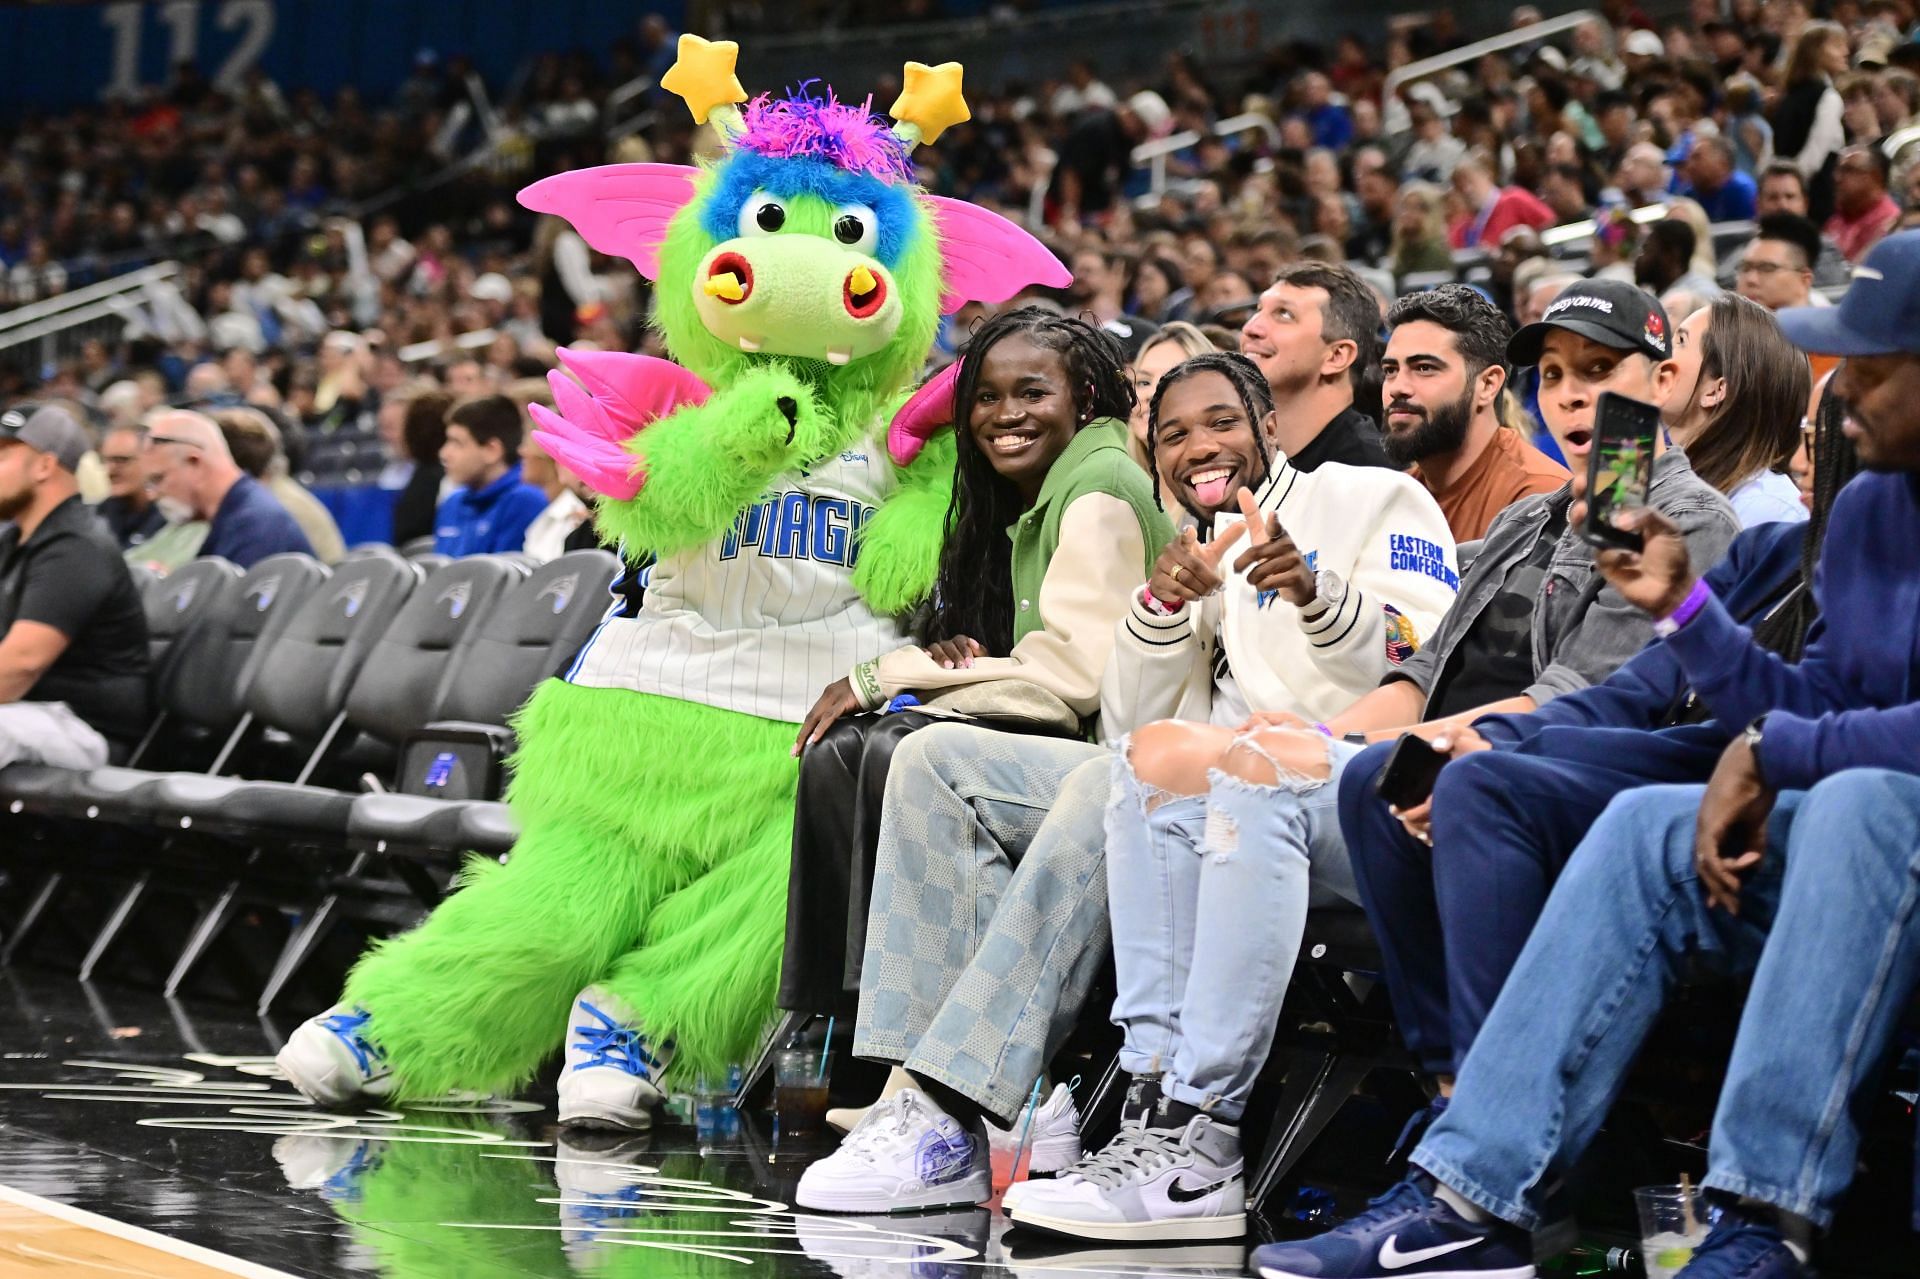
[{"x1": 906, "y1": 679, "x2": 1085, "y2": 736}]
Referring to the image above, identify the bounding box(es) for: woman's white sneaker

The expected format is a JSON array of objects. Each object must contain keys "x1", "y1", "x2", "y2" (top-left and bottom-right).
[
  {"x1": 275, "y1": 1004, "x2": 395, "y2": 1106},
  {"x1": 795, "y1": 1088, "x2": 991, "y2": 1213},
  {"x1": 556, "y1": 986, "x2": 671, "y2": 1132}
]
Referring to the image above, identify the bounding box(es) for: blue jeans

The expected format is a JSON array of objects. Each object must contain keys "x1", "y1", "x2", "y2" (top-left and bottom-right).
[
  {"x1": 1339, "y1": 730, "x2": 1717, "y2": 1075},
  {"x1": 1415, "y1": 769, "x2": 1920, "y2": 1230},
  {"x1": 1103, "y1": 739, "x2": 1364, "y2": 1122}
]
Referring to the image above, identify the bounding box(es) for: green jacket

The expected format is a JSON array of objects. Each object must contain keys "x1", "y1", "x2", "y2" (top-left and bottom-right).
[
  {"x1": 1007, "y1": 419, "x2": 1168, "y2": 644},
  {"x1": 853, "y1": 418, "x2": 1171, "y2": 716}
]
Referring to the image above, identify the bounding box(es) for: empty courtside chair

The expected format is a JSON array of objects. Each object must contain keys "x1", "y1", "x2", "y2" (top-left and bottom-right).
[
  {"x1": 135, "y1": 553, "x2": 426, "y2": 833},
  {"x1": 344, "y1": 549, "x2": 619, "y2": 858},
  {"x1": 147, "y1": 555, "x2": 525, "y2": 839}
]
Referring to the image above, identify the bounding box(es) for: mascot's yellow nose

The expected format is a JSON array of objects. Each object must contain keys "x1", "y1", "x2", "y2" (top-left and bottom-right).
[{"x1": 849, "y1": 264, "x2": 877, "y2": 296}]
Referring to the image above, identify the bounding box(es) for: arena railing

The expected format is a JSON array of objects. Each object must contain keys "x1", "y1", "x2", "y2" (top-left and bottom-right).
[
  {"x1": 0, "y1": 261, "x2": 181, "y2": 376},
  {"x1": 1381, "y1": 9, "x2": 1601, "y2": 103},
  {"x1": 1131, "y1": 113, "x2": 1283, "y2": 201}
]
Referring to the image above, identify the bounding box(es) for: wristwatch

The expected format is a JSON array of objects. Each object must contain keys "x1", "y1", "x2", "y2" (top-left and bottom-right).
[
  {"x1": 1742, "y1": 714, "x2": 1769, "y2": 787},
  {"x1": 1310, "y1": 569, "x2": 1347, "y2": 614}
]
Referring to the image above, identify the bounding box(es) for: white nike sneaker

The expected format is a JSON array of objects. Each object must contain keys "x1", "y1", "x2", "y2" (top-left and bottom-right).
[
  {"x1": 275, "y1": 1004, "x2": 395, "y2": 1106},
  {"x1": 795, "y1": 1087, "x2": 992, "y2": 1214},
  {"x1": 1006, "y1": 1108, "x2": 1245, "y2": 1243},
  {"x1": 555, "y1": 986, "x2": 671, "y2": 1132}
]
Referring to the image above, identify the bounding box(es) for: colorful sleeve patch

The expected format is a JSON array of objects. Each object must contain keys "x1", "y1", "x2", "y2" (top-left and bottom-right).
[{"x1": 1384, "y1": 604, "x2": 1420, "y2": 666}]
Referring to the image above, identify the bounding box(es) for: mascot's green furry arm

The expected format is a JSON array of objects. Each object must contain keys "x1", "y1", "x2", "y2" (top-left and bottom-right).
[
  {"x1": 302, "y1": 35, "x2": 1069, "y2": 1112},
  {"x1": 850, "y1": 428, "x2": 955, "y2": 615}
]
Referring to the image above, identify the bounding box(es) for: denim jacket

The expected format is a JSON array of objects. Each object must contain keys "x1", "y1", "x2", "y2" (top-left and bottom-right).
[{"x1": 1390, "y1": 448, "x2": 1739, "y2": 713}]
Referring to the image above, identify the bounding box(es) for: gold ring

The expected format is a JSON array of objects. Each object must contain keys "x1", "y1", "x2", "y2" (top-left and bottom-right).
[{"x1": 1169, "y1": 563, "x2": 1186, "y2": 582}]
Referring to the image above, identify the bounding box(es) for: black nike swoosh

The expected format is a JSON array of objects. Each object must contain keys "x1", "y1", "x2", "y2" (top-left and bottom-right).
[{"x1": 1166, "y1": 1176, "x2": 1231, "y2": 1203}]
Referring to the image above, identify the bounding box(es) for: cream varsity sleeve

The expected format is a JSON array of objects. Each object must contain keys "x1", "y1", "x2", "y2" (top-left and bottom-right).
[
  {"x1": 856, "y1": 493, "x2": 1148, "y2": 717},
  {"x1": 1298, "y1": 477, "x2": 1460, "y2": 690},
  {"x1": 1098, "y1": 587, "x2": 1216, "y2": 734}
]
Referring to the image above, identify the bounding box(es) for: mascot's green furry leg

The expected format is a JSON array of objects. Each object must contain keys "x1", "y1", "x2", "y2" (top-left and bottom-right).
[
  {"x1": 596, "y1": 809, "x2": 792, "y2": 1084},
  {"x1": 341, "y1": 681, "x2": 799, "y2": 1100}
]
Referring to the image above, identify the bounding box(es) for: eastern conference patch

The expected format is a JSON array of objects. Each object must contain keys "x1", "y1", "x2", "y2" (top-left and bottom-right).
[{"x1": 1388, "y1": 533, "x2": 1460, "y2": 589}]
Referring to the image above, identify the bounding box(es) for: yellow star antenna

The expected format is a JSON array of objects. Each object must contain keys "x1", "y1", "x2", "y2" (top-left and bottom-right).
[
  {"x1": 661, "y1": 34, "x2": 749, "y2": 138},
  {"x1": 890, "y1": 61, "x2": 970, "y2": 148}
]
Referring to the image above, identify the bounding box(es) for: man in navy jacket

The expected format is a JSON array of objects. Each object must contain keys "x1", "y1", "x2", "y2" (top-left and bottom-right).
[{"x1": 1251, "y1": 233, "x2": 1920, "y2": 1279}]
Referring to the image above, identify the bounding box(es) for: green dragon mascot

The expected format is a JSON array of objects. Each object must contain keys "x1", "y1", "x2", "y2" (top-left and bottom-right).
[{"x1": 276, "y1": 35, "x2": 1068, "y2": 1126}]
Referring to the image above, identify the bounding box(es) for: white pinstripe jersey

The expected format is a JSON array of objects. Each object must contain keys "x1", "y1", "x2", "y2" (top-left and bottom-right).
[{"x1": 564, "y1": 441, "x2": 909, "y2": 723}]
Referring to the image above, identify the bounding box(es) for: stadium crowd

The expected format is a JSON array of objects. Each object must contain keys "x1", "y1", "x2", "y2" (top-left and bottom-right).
[{"x1": 4, "y1": 3, "x2": 1920, "y2": 1278}]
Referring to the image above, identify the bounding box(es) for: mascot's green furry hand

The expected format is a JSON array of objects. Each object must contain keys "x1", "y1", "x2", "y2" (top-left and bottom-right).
[
  {"x1": 594, "y1": 364, "x2": 827, "y2": 556},
  {"x1": 691, "y1": 364, "x2": 829, "y2": 473}
]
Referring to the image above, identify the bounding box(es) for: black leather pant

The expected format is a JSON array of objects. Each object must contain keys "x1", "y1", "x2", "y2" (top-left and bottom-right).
[{"x1": 778, "y1": 711, "x2": 940, "y2": 1012}]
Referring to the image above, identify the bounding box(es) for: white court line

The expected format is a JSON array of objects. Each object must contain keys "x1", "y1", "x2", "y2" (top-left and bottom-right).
[{"x1": 0, "y1": 1183, "x2": 303, "y2": 1279}]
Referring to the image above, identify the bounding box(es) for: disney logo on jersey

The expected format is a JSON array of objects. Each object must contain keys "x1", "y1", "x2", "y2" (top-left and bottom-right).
[{"x1": 719, "y1": 491, "x2": 877, "y2": 567}]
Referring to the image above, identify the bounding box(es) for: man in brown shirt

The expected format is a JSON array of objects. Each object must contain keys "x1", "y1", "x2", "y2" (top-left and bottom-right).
[{"x1": 1379, "y1": 284, "x2": 1569, "y2": 541}]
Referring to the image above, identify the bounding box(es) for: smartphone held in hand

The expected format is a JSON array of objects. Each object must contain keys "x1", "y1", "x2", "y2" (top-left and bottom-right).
[
  {"x1": 1373, "y1": 733, "x2": 1449, "y2": 809},
  {"x1": 1582, "y1": 390, "x2": 1662, "y2": 552}
]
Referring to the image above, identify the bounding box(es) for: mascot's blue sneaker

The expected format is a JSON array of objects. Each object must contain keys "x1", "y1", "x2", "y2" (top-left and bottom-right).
[
  {"x1": 795, "y1": 1087, "x2": 991, "y2": 1213},
  {"x1": 1669, "y1": 1208, "x2": 1809, "y2": 1279},
  {"x1": 1249, "y1": 1178, "x2": 1535, "y2": 1279},
  {"x1": 557, "y1": 986, "x2": 671, "y2": 1132},
  {"x1": 276, "y1": 1004, "x2": 396, "y2": 1107}
]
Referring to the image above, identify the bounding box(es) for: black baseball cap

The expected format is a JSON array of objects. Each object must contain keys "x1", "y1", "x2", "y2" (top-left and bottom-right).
[
  {"x1": 1507, "y1": 279, "x2": 1673, "y2": 367},
  {"x1": 1102, "y1": 315, "x2": 1162, "y2": 362}
]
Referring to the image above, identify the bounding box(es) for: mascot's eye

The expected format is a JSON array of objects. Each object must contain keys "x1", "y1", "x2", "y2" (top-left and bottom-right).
[
  {"x1": 739, "y1": 194, "x2": 786, "y2": 236},
  {"x1": 830, "y1": 204, "x2": 879, "y2": 253}
]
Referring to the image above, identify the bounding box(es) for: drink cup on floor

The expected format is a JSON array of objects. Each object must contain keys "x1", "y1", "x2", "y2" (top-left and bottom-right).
[
  {"x1": 1633, "y1": 1185, "x2": 1709, "y2": 1279},
  {"x1": 774, "y1": 1048, "x2": 830, "y2": 1139}
]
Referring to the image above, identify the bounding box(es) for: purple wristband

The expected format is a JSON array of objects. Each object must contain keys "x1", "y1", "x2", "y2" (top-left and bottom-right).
[
  {"x1": 1653, "y1": 578, "x2": 1711, "y2": 637},
  {"x1": 1312, "y1": 722, "x2": 1334, "y2": 737}
]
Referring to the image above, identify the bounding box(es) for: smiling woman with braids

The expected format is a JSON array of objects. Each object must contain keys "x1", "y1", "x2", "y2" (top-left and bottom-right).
[{"x1": 778, "y1": 306, "x2": 1171, "y2": 1024}]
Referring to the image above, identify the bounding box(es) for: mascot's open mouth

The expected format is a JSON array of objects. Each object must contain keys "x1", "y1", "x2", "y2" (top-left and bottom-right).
[
  {"x1": 844, "y1": 264, "x2": 886, "y2": 319},
  {"x1": 704, "y1": 253, "x2": 754, "y2": 305}
]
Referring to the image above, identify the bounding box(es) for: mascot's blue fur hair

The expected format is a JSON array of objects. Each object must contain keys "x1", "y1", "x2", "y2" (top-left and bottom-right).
[{"x1": 334, "y1": 37, "x2": 1065, "y2": 1096}]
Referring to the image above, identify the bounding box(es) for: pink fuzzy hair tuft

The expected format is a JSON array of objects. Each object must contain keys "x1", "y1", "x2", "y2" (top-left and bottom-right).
[{"x1": 734, "y1": 81, "x2": 916, "y2": 184}]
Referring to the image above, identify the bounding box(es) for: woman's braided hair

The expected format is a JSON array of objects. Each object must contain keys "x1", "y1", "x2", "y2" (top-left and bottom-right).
[
  {"x1": 1143, "y1": 351, "x2": 1275, "y2": 514},
  {"x1": 919, "y1": 306, "x2": 1136, "y2": 654}
]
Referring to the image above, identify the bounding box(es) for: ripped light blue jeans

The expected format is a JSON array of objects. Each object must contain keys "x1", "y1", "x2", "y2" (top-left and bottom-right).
[{"x1": 1103, "y1": 737, "x2": 1365, "y2": 1122}]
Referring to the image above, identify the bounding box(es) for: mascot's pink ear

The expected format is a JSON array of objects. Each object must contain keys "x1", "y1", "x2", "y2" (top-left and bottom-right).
[
  {"x1": 518, "y1": 164, "x2": 703, "y2": 282},
  {"x1": 887, "y1": 359, "x2": 961, "y2": 466},
  {"x1": 929, "y1": 196, "x2": 1072, "y2": 315}
]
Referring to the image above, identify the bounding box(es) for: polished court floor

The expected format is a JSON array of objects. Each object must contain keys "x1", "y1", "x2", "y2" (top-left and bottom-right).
[
  {"x1": 1, "y1": 966, "x2": 1913, "y2": 1278},
  {"x1": 0, "y1": 968, "x2": 1260, "y2": 1278}
]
